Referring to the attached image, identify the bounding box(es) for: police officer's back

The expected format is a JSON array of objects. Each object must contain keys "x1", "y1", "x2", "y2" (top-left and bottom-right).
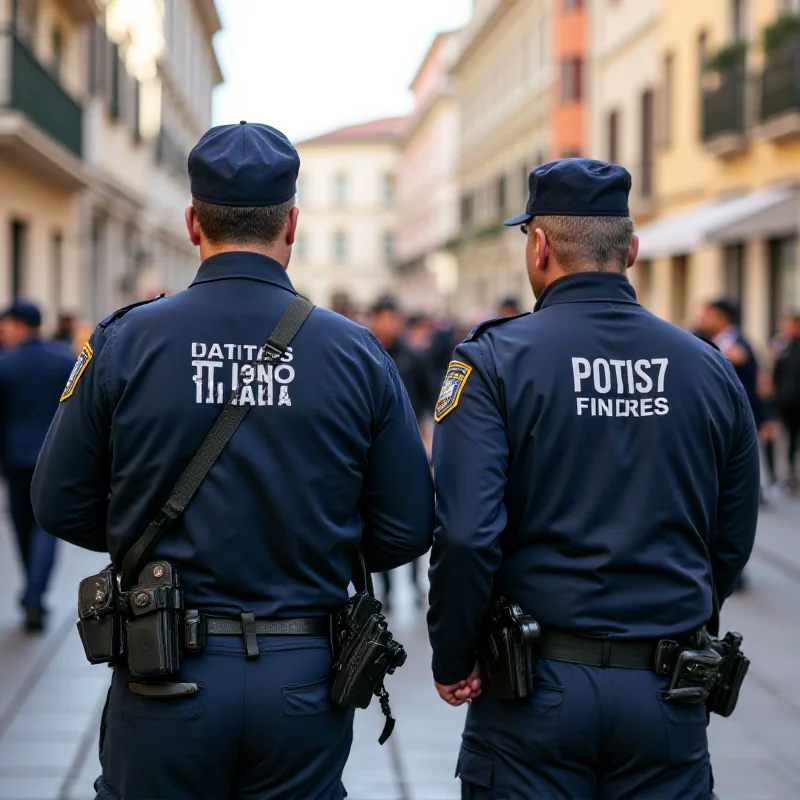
[
  {"x1": 32, "y1": 122, "x2": 433, "y2": 800},
  {"x1": 427, "y1": 160, "x2": 759, "y2": 799}
]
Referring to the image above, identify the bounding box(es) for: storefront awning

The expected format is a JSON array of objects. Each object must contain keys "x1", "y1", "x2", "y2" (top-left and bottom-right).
[{"x1": 636, "y1": 186, "x2": 796, "y2": 260}]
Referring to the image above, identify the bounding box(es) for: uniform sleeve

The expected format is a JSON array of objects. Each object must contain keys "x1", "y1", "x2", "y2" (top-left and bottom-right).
[
  {"x1": 31, "y1": 326, "x2": 115, "y2": 552},
  {"x1": 428, "y1": 340, "x2": 507, "y2": 685},
  {"x1": 359, "y1": 352, "x2": 434, "y2": 572},
  {"x1": 712, "y1": 384, "x2": 760, "y2": 601}
]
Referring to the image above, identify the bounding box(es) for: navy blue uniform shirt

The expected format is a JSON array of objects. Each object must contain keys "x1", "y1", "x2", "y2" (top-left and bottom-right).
[
  {"x1": 428, "y1": 272, "x2": 759, "y2": 685},
  {"x1": 0, "y1": 338, "x2": 75, "y2": 469},
  {"x1": 32, "y1": 252, "x2": 434, "y2": 617}
]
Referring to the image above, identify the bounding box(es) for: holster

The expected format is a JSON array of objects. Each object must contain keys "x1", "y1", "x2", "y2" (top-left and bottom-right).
[{"x1": 478, "y1": 597, "x2": 541, "y2": 700}]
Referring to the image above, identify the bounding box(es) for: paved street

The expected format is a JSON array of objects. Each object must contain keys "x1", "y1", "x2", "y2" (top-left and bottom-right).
[{"x1": 0, "y1": 494, "x2": 799, "y2": 799}]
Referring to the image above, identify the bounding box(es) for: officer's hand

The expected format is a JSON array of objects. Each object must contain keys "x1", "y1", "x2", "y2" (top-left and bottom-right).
[{"x1": 434, "y1": 662, "x2": 482, "y2": 706}]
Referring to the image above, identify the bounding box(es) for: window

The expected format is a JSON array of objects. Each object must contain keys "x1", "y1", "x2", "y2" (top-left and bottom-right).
[
  {"x1": 641, "y1": 89, "x2": 655, "y2": 198},
  {"x1": 382, "y1": 173, "x2": 395, "y2": 206},
  {"x1": 132, "y1": 80, "x2": 142, "y2": 142},
  {"x1": 51, "y1": 231, "x2": 63, "y2": 311},
  {"x1": 333, "y1": 174, "x2": 348, "y2": 206},
  {"x1": 333, "y1": 231, "x2": 348, "y2": 262},
  {"x1": 671, "y1": 255, "x2": 690, "y2": 325},
  {"x1": 382, "y1": 232, "x2": 395, "y2": 264},
  {"x1": 109, "y1": 43, "x2": 122, "y2": 120},
  {"x1": 496, "y1": 175, "x2": 507, "y2": 216},
  {"x1": 295, "y1": 232, "x2": 308, "y2": 262},
  {"x1": 607, "y1": 110, "x2": 620, "y2": 164},
  {"x1": 51, "y1": 27, "x2": 63, "y2": 79},
  {"x1": 663, "y1": 53, "x2": 674, "y2": 146},
  {"x1": 561, "y1": 58, "x2": 583, "y2": 103},
  {"x1": 520, "y1": 164, "x2": 530, "y2": 201},
  {"x1": 10, "y1": 220, "x2": 27, "y2": 299},
  {"x1": 698, "y1": 31, "x2": 708, "y2": 77},
  {"x1": 13, "y1": 0, "x2": 38, "y2": 46},
  {"x1": 723, "y1": 243, "x2": 746, "y2": 307},
  {"x1": 461, "y1": 192, "x2": 474, "y2": 229}
]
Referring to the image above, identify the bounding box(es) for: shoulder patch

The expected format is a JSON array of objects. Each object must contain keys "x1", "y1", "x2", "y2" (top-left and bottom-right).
[
  {"x1": 60, "y1": 342, "x2": 93, "y2": 402},
  {"x1": 434, "y1": 361, "x2": 473, "y2": 422},
  {"x1": 98, "y1": 294, "x2": 165, "y2": 329},
  {"x1": 464, "y1": 312, "x2": 530, "y2": 342}
]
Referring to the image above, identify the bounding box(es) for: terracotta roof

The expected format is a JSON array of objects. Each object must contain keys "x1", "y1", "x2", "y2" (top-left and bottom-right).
[{"x1": 297, "y1": 117, "x2": 407, "y2": 146}]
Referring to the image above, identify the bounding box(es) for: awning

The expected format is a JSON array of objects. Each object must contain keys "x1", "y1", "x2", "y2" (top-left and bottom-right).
[
  {"x1": 710, "y1": 189, "x2": 800, "y2": 243},
  {"x1": 636, "y1": 185, "x2": 796, "y2": 260}
]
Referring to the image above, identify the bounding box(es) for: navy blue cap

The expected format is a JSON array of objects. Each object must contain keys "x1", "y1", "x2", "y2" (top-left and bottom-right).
[
  {"x1": 188, "y1": 121, "x2": 300, "y2": 207},
  {"x1": 504, "y1": 158, "x2": 631, "y2": 226},
  {"x1": 2, "y1": 299, "x2": 42, "y2": 327}
]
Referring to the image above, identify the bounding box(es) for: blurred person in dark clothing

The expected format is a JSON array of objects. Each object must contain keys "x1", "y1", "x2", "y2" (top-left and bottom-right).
[
  {"x1": 330, "y1": 290, "x2": 357, "y2": 321},
  {"x1": 370, "y1": 297, "x2": 431, "y2": 609},
  {"x1": 0, "y1": 300, "x2": 75, "y2": 632},
  {"x1": 497, "y1": 296, "x2": 522, "y2": 318},
  {"x1": 774, "y1": 311, "x2": 800, "y2": 492},
  {"x1": 54, "y1": 312, "x2": 77, "y2": 346}
]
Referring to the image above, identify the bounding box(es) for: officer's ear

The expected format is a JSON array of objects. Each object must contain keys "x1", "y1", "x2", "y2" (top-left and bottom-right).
[
  {"x1": 285, "y1": 206, "x2": 300, "y2": 246},
  {"x1": 626, "y1": 235, "x2": 640, "y2": 271},
  {"x1": 534, "y1": 228, "x2": 548, "y2": 272},
  {"x1": 185, "y1": 206, "x2": 202, "y2": 247}
]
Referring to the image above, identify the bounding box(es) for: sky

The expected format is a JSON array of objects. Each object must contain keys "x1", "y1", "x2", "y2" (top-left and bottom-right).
[{"x1": 213, "y1": 0, "x2": 472, "y2": 142}]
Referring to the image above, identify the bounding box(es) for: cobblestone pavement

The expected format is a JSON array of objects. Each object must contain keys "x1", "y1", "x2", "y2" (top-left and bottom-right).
[{"x1": 0, "y1": 493, "x2": 798, "y2": 799}]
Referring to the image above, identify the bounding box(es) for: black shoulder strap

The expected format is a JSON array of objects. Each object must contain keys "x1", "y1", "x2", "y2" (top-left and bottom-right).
[{"x1": 120, "y1": 296, "x2": 315, "y2": 589}]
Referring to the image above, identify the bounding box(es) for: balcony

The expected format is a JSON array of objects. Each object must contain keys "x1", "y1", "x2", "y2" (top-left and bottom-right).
[
  {"x1": 702, "y1": 68, "x2": 747, "y2": 156},
  {"x1": 759, "y1": 40, "x2": 800, "y2": 141},
  {"x1": 0, "y1": 31, "x2": 85, "y2": 189}
]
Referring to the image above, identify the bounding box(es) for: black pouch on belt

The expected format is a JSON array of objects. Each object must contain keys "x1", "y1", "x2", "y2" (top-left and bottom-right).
[
  {"x1": 126, "y1": 561, "x2": 183, "y2": 678},
  {"x1": 478, "y1": 596, "x2": 541, "y2": 700},
  {"x1": 77, "y1": 565, "x2": 125, "y2": 664}
]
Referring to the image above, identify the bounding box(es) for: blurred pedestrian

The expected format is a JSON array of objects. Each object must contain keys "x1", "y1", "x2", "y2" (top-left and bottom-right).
[
  {"x1": 773, "y1": 310, "x2": 800, "y2": 492},
  {"x1": 0, "y1": 300, "x2": 75, "y2": 632},
  {"x1": 53, "y1": 312, "x2": 77, "y2": 346},
  {"x1": 497, "y1": 296, "x2": 522, "y2": 318},
  {"x1": 370, "y1": 297, "x2": 432, "y2": 609}
]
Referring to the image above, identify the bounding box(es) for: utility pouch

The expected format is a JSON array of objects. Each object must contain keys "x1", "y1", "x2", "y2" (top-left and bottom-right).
[
  {"x1": 331, "y1": 555, "x2": 406, "y2": 745},
  {"x1": 125, "y1": 561, "x2": 183, "y2": 678},
  {"x1": 479, "y1": 596, "x2": 541, "y2": 700},
  {"x1": 77, "y1": 566, "x2": 125, "y2": 664},
  {"x1": 707, "y1": 632, "x2": 750, "y2": 717}
]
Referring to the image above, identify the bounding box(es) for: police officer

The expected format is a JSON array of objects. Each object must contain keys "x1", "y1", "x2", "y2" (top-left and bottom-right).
[
  {"x1": 32, "y1": 122, "x2": 433, "y2": 799},
  {"x1": 427, "y1": 159, "x2": 759, "y2": 799},
  {"x1": 0, "y1": 300, "x2": 74, "y2": 632}
]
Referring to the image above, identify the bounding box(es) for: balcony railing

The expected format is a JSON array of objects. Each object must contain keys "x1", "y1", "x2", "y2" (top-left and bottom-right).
[
  {"x1": 761, "y1": 41, "x2": 800, "y2": 123},
  {"x1": 702, "y1": 67, "x2": 746, "y2": 142},
  {"x1": 4, "y1": 32, "x2": 83, "y2": 158}
]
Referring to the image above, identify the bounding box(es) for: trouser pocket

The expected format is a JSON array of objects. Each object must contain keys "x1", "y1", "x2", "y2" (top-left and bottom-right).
[{"x1": 456, "y1": 746, "x2": 496, "y2": 800}]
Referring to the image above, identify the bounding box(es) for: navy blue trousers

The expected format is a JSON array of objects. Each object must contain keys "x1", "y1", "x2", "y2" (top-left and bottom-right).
[
  {"x1": 457, "y1": 659, "x2": 712, "y2": 800},
  {"x1": 94, "y1": 635, "x2": 353, "y2": 799},
  {"x1": 6, "y1": 468, "x2": 57, "y2": 611}
]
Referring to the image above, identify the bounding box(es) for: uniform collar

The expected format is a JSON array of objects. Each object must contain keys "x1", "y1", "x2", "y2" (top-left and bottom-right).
[
  {"x1": 534, "y1": 272, "x2": 638, "y2": 312},
  {"x1": 190, "y1": 251, "x2": 296, "y2": 293}
]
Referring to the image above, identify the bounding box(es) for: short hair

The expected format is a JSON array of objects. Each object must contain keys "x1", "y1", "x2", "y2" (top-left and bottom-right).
[
  {"x1": 530, "y1": 215, "x2": 635, "y2": 272},
  {"x1": 192, "y1": 196, "x2": 295, "y2": 245},
  {"x1": 709, "y1": 298, "x2": 741, "y2": 325},
  {"x1": 371, "y1": 296, "x2": 400, "y2": 316}
]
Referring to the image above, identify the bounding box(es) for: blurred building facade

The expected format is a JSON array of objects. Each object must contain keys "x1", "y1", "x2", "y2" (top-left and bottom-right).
[
  {"x1": 394, "y1": 30, "x2": 461, "y2": 316},
  {"x1": 447, "y1": 0, "x2": 554, "y2": 317},
  {"x1": 635, "y1": 0, "x2": 800, "y2": 350},
  {"x1": 0, "y1": 0, "x2": 221, "y2": 330},
  {"x1": 0, "y1": 0, "x2": 93, "y2": 328},
  {"x1": 293, "y1": 118, "x2": 404, "y2": 309}
]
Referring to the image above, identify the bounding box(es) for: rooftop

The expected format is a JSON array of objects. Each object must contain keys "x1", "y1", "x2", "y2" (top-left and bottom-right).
[{"x1": 297, "y1": 116, "x2": 407, "y2": 146}]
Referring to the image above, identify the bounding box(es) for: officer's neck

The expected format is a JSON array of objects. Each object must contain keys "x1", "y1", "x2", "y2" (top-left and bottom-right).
[{"x1": 198, "y1": 241, "x2": 289, "y2": 269}]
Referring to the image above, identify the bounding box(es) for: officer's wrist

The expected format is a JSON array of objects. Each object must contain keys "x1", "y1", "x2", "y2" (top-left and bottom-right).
[{"x1": 433, "y1": 658, "x2": 475, "y2": 687}]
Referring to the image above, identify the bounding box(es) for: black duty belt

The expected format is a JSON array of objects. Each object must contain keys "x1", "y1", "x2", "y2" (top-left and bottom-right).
[
  {"x1": 184, "y1": 612, "x2": 331, "y2": 660},
  {"x1": 204, "y1": 615, "x2": 330, "y2": 637},
  {"x1": 539, "y1": 630, "x2": 660, "y2": 670}
]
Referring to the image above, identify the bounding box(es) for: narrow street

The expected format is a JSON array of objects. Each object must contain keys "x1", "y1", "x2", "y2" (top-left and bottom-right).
[{"x1": 0, "y1": 495, "x2": 798, "y2": 800}]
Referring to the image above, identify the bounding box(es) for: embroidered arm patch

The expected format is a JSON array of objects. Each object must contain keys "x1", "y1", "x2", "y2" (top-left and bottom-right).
[
  {"x1": 60, "y1": 342, "x2": 93, "y2": 402},
  {"x1": 434, "y1": 361, "x2": 472, "y2": 422}
]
